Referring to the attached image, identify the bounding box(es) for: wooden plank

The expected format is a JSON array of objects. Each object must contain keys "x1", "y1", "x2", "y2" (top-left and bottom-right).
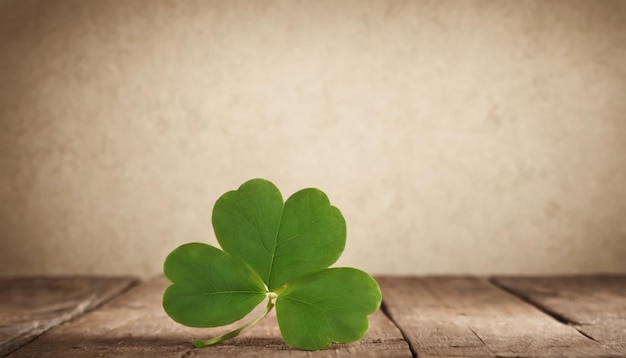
[
  {"x1": 378, "y1": 276, "x2": 620, "y2": 357},
  {"x1": 493, "y1": 275, "x2": 626, "y2": 354},
  {"x1": 9, "y1": 276, "x2": 411, "y2": 357},
  {"x1": 0, "y1": 276, "x2": 137, "y2": 356}
]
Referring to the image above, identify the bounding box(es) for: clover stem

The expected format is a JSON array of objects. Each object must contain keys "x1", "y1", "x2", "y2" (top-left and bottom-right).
[{"x1": 193, "y1": 293, "x2": 276, "y2": 348}]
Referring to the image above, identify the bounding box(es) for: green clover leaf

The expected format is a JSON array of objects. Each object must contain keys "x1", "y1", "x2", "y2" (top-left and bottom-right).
[
  {"x1": 212, "y1": 178, "x2": 346, "y2": 291},
  {"x1": 276, "y1": 268, "x2": 382, "y2": 350},
  {"x1": 163, "y1": 243, "x2": 266, "y2": 327},
  {"x1": 162, "y1": 178, "x2": 381, "y2": 351}
]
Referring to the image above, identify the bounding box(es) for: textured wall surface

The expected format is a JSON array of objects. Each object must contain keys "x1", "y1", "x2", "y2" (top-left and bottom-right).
[{"x1": 1, "y1": 0, "x2": 625, "y2": 278}]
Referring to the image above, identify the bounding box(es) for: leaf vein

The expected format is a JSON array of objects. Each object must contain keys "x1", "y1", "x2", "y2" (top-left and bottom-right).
[{"x1": 171, "y1": 290, "x2": 262, "y2": 298}]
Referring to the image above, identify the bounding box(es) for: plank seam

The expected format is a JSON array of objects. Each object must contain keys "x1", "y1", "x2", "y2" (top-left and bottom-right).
[
  {"x1": 380, "y1": 301, "x2": 418, "y2": 358},
  {"x1": 488, "y1": 278, "x2": 580, "y2": 325},
  {"x1": 179, "y1": 348, "x2": 194, "y2": 358},
  {"x1": 2, "y1": 278, "x2": 139, "y2": 357},
  {"x1": 487, "y1": 278, "x2": 608, "y2": 346}
]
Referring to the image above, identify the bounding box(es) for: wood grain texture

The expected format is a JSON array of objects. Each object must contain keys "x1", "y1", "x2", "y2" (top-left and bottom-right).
[
  {"x1": 9, "y1": 276, "x2": 411, "y2": 357},
  {"x1": 378, "y1": 276, "x2": 620, "y2": 357},
  {"x1": 0, "y1": 276, "x2": 136, "y2": 356},
  {"x1": 493, "y1": 275, "x2": 626, "y2": 354}
]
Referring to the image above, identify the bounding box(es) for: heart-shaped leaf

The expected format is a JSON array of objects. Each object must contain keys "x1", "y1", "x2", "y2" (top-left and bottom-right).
[
  {"x1": 163, "y1": 179, "x2": 381, "y2": 351},
  {"x1": 212, "y1": 179, "x2": 346, "y2": 290},
  {"x1": 163, "y1": 243, "x2": 267, "y2": 327},
  {"x1": 275, "y1": 268, "x2": 382, "y2": 350}
]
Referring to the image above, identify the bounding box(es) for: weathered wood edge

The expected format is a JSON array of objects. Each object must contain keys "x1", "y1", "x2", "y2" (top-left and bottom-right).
[{"x1": 0, "y1": 276, "x2": 138, "y2": 357}]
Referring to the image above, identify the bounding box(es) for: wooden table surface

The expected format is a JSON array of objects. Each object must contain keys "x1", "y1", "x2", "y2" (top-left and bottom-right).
[{"x1": 1, "y1": 275, "x2": 624, "y2": 357}]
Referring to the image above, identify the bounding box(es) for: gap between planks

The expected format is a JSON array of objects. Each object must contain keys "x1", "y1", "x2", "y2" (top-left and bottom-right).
[
  {"x1": 380, "y1": 301, "x2": 418, "y2": 358},
  {"x1": 0, "y1": 276, "x2": 138, "y2": 357},
  {"x1": 378, "y1": 276, "x2": 624, "y2": 358},
  {"x1": 491, "y1": 275, "x2": 626, "y2": 355}
]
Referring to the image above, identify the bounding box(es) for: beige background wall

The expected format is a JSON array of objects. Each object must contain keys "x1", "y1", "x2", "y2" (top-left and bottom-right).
[{"x1": 1, "y1": 0, "x2": 625, "y2": 279}]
